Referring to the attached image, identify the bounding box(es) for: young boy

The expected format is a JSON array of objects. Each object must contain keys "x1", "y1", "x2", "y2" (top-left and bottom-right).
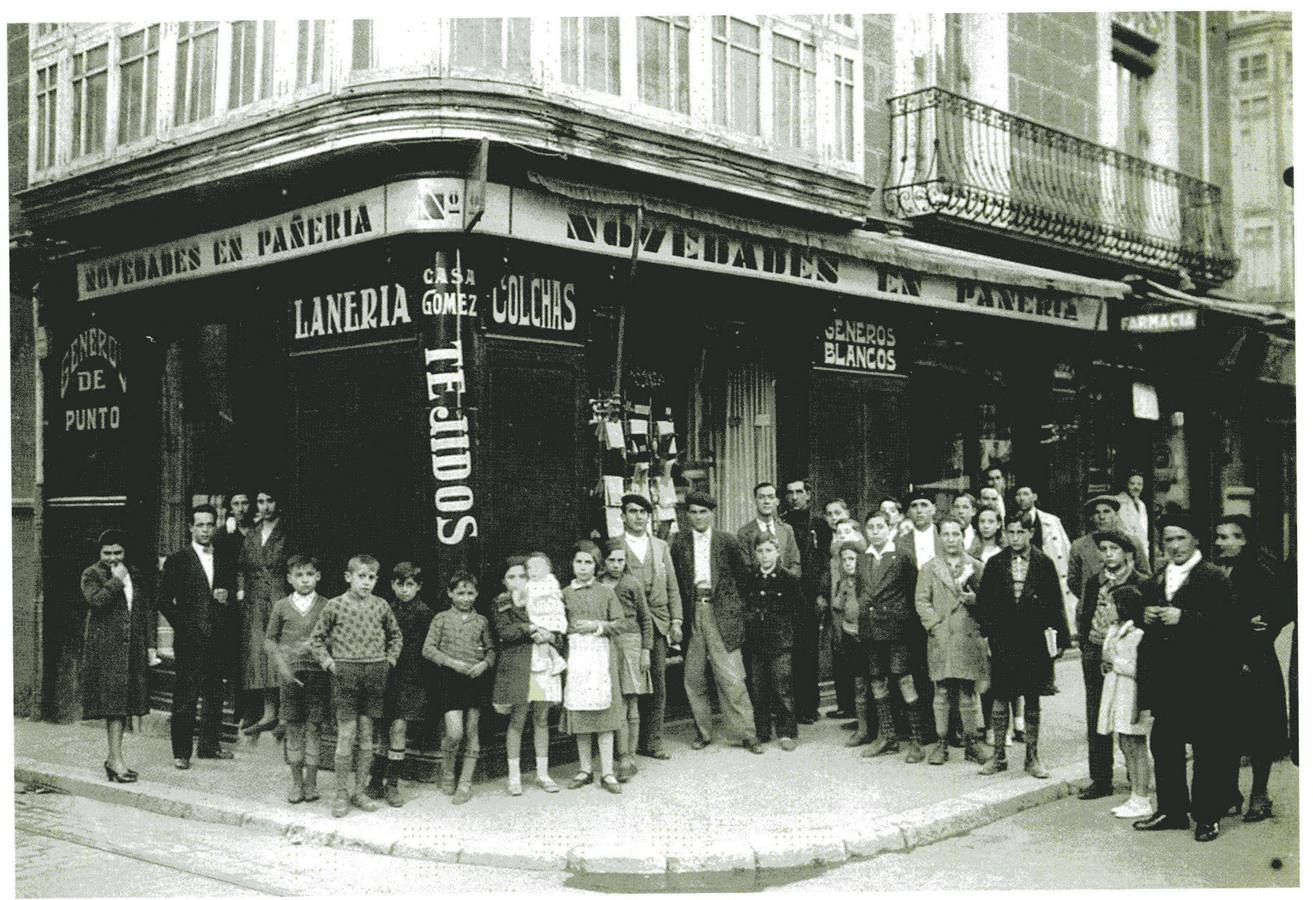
[
  {"x1": 365, "y1": 562, "x2": 433, "y2": 807},
  {"x1": 745, "y1": 533, "x2": 800, "y2": 750},
  {"x1": 307, "y1": 554, "x2": 402, "y2": 818},
  {"x1": 264, "y1": 555, "x2": 331, "y2": 804}
]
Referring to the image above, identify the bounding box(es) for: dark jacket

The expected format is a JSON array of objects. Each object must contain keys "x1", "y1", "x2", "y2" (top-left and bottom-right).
[
  {"x1": 1075, "y1": 565, "x2": 1151, "y2": 646},
  {"x1": 781, "y1": 508, "x2": 829, "y2": 599},
  {"x1": 1226, "y1": 551, "x2": 1291, "y2": 756},
  {"x1": 158, "y1": 544, "x2": 238, "y2": 660},
  {"x1": 671, "y1": 528, "x2": 749, "y2": 652},
  {"x1": 855, "y1": 546, "x2": 920, "y2": 643},
  {"x1": 1127, "y1": 557, "x2": 1243, "y2": 726},
  {"x1": 744, "y1": 567, "x2": 800, "y2": 654},
  {"x1": 80, "y1": 562, "x2": 155, "y2": 719},
  {"x1": 490, "y1": 591, "x2": 565, "y2": 709},
  {"x1": 975, "y1": 548, "x2": 1070, "y2": 697}
]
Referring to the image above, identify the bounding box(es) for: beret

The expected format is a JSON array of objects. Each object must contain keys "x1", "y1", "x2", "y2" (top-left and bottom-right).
[
  {"x1": 685, "y1": 491, "x2": 717, "y2": 511},
  {"x1": 1091, "y1": 530, "x2": 1136, "y2": 553},
  {"x1": 904, "y1": 488, "x2": 935, "y2": 508},
  {"x1": 620, "y1": 493, "x2": 653, "y2": 513},
  {"x1": 1159, "y1": 512, "x2": 1200, "y2": 538}
]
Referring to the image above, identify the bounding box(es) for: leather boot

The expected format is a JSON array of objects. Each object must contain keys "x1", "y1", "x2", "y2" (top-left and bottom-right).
[
  {"x1": 286, "y1": 763, "x2": 305, "y2": 803},
  {"x1": 927, "y1": 739, "x2": 950, "y2": 765},
  {"x1": 1024, "y1": 710, "x2": 1049, "y2": 778},
  {"x1": 440, "y1": 745, "x2": 458, "y2": 796},
  {"x1": 302, "y1": 761, "x2": 320, "y2": 802},
  {"x1": 364, "y1": 753, "x2": 386, "y2": 799},
  {"x1": 862, "y1": 697, "x2": 900, "y2": 757},
  {"x1": 978, "y1": 705, "x2": 1009, "y2": 775},
  {"x1": 904, "y1": 704, "x2": 927, "y2": 763},
  {"x1": 332, "y1": 755, "x2": 352, "y2": 817},
  {"x1": 963, "y1": 734, "x2": 990, "y2": 765},
  {"x1": 845, "y1": 687, "x2": 872, "y2": 747},
  {"x1": 351, "y1": 748, "x2": 380, "y2": 811},
  {"x1": 385, "y1": 757, "x2": 404, "y2": 807},
  {"x1": 452, "y1": 753, "x2": 478, "y2": 805}
]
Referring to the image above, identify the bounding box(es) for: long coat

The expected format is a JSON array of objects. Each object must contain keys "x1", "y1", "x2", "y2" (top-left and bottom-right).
[
  {"x1": 80, "y1": 562, "x2": 155, "y2": 719},
  {"x1": 915, "y1": 555, "x2": 989, "y2": 684},
  {"x1": 1128, "y1": 558, "x2": 1243, "y2": 730},
  {"x1": 491, "y1": 591, "x2": 565, "y2": 708},
  {"x1": 237, "y1": 521, "x2": 289, "y2": 690},
  {"x1": 1227, "y1": 551, "x2": 1292, "y2": 757},
  {"x1": 975, "y1": 549, "x2": 1070, "y2": 697},
  {"x1": 671, "y1": 528, "x2": 749, "y2": 652}
]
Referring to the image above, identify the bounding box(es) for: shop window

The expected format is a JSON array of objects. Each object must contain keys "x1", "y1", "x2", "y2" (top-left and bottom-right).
[
  {"x1": 772, "y1": 33, "x2": 815, "y2": 150},
  {"x1": 228, "y1": 20, "x2": 275, "y2": 109},
  {"x1": 72, "y1": 43, "x2": 109, "y2": 157},
  {"x1": 561, "y1": 16, "x2": 620, "y2": 94},
  {"x1": 351, "y1": 19, "x2": 374, "y2": 71},
  {"x1": 174, "y1": 21, "x2": 218, "y2": 125},
  {"x1": 295, "y1": 20, "x2": 326, "y2": 89},
  {"x1": 638, "y1": 16, "x2": 690, "y2": 114},
  {"x1": 451, "y1": 17, "x2": 531, "y2": 78},
  {"x1": 712, "y1": 16, "x2": 760, "y2": 135},
  {"x1": 34, "y1": 63, "x2": 57, "y2": 170},
  {"x1": 118, "y1": 26, "x2": 159, "y2": 144},
  {"x1": 833, "y1": 54, "x2": 855, "y2": 161},
  {"x1": 712, "y1": 359, "x2": 777, "y2": 528},
  {"x1": 1153, "y1": 410, "x2": 1190, "y2": 514},
  {"x1": 1237, "y1": 52, "x2": 1269, "y2": 85}
]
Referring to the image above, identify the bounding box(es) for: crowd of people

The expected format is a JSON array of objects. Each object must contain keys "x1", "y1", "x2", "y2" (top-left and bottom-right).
[{"x1": 79, "y1": 470, "x2": 1292, "y2": 841}]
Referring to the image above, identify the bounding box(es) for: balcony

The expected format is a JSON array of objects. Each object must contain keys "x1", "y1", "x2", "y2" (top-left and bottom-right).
[{"x1": 883, "y1": 87, "x2": 1237, "y2": 287}]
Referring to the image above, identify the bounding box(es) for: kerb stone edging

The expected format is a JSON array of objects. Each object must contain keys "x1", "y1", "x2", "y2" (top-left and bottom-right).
[{"x1": 15, "y1": 756, "x2": 1088, "y2": 876}]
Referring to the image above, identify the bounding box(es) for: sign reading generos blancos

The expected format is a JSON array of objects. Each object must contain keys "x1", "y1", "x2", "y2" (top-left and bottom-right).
[{"x1": 816, "y1": 317, "x2": 901, "y2": 375}]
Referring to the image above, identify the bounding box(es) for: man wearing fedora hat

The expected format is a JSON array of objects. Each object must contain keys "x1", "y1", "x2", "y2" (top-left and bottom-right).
[
  {"x1": 1074, "y1": 529, "x2": 1151, "y2": 801},
  {"x1": 619, "y1": 492, "x2": 683, "y2": 761},
  {"x1": 1069, "y1": 495, "x2": 1150, "y2": 609},
  {"x1": 1129, "y1": 514, "x2": 1244, "y2": 842}
]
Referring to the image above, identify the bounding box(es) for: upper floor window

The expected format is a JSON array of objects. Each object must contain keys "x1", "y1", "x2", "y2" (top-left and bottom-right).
[
  {"x1": 834, "y1": 54, "x2": 855, "y2": 162},
  {"x1": 296, "y1": 20, "x2": 326, "y2": 88},
  {"x1": 831, "y1": 14, "x2": 855, "y2": 29},
  {"x1": 229, "y1": 20, "x2": 275, "y2": 109},
  {"x1": 1242, "y1": 222, "x2": 1277, "y2": 289},
  {"x1": 35, "y1": 24, "x2": 59, "y2": 37},
  {"x1": 772, "y1": 33, "x2": 815, "y2": 149},
  {"x1": 175, "y1": 21, "x2": 218, "y2": 125},
  {"x1": 35, "y1": 63, "x2": 57, "y2": 170},
  {"x1": 72, "y1": 44, "x2": 109, "y2": 157},
  {"x1": 118, "y1": 25, "x2": 159, "y2": 144},
  {"x1": 561, "y1": 17, "x2": 620, "y2": 94},
  {"x1": 352, "y1": 20, "x2": 374, "y2": 71},
  {"x1": 638, "y1": 16, "x2": 689, "y2": 114},
  {"x1": 1237, "y1": 53, "x2": 1269, "y2": 84},
  {"x1": 452, "y1": 17, "x2": 531, "y2": 78},
  {"x1": 712, "y1": 16, "x2": 760, "y2": 135},
  {"x1": 1238, "y1": 95, "x2": 1270, "y2": 117}
]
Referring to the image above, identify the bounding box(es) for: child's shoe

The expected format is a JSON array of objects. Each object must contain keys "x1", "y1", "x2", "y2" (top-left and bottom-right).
[
  {"x1": 287, "y1": 767, "x2": 305, "y2": 804},
  {"x1": 507, "y1": 771, "x2": 524, "y2": 796},
  {"x1": 1112, "y1": 794, "x2": 1154, "y2": 819},
  {"x1": 303, "y1": 764, "x2": 320, "y2": 802},
  {"x1": 364, "y1": 755, "x2": 386, "y2": 800},
  {"x1": 332, "y1": 792, "x2": 350, "y2": 817},
  {"x1": 537, "y1": 775, "x2": 560, "y2": 793}
]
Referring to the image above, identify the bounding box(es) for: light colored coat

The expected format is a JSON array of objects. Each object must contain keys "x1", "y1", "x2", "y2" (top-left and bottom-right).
[
  {"x1": 1114, "y1": 492, "x2": 1151, "y2": 560},
  {"x1": 915, "y1": 555, "x2": 989, "y2": 685}
]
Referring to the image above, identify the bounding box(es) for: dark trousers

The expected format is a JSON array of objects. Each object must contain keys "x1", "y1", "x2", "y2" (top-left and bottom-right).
[
  {"x1": 171, "y1": 647, "x2": 226, "y2": 760},
  {"x1": 792, "y1": 608, "x2": 821, "y2": 719},
  {"x1": 829, "y1": 614, "x2": 855, "y2": 713},
  {"x1": 1150, "y1": 710, "x2": 1235, "y2": 824},
  {"x1": 749, "y1": 649, "x2": 797, "y2": 741},
  {"x1": 1081, "y1": 643, "x2": 1114, "y2": 784},
  {"x1": 638, "y1": 631, "x2": 669, "y2": 752}
]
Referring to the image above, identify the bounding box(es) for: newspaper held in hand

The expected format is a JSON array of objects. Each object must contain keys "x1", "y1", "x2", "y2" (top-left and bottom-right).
[{"x1": 1044, "y1": 627, "x2": 1060, "y2": 659}]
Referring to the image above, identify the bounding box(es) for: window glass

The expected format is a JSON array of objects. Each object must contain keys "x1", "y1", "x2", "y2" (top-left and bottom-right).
[
  {"x1": 833, "y1": 54, "x2": 855, "y2": 161},
  {"x1": 452, "y1": 18, "x2": 531, "y2": 78},
  {"x1": 352, "y1": 20, "x2": 374, "y2": 71},
  {"x1": 119, "y1": 25, "x2": 159, "y2": 143},
  {"x1": 73, "y1": 43, "x2": 109, "y2": 157},
  {"x1": 638, "y1": 16, "x2": 689, "y2": 113},
  {"x1": 296, "y1": 20, "x2": 326, "y2": 87},
  {"x1": 175, "y1": 21, "x2": 218, "y2": 124},
  {"x1": 772, "y1": 33, "x2": 815, "y2": 149},
  {"x1": 560, "y1": 17, "x2": 619, "y2": 94},
  {"x1": 35, "y1": 63, "x2": 57, "y2": 169},
  {"x1": 712, "y1": 16, "x2": 759, "y2": 134}
]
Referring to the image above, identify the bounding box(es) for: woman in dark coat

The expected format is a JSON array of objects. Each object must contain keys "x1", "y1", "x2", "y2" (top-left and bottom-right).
[
  {"x1": 974, "y1": 511, "x2": 1070, "y2": 779},
  {"x1": 80, "y1": 529, "x2": 156, "y2": 782},
  {"x1": 1216, "y1": 514, "x2": 1293, "y2": 821}
]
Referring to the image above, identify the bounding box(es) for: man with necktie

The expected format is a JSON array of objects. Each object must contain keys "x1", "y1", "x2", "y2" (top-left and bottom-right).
[{"x1": 736, "y1": 482, "x2": 801, "y2": 578}]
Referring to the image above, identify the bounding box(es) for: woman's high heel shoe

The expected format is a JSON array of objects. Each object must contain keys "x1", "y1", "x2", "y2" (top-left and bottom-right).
[{"x1": 104, "y1": 762, "x2": 138, "y2": 783}]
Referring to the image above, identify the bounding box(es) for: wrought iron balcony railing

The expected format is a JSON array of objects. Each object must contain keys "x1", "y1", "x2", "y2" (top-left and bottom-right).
[{"x1": 884, "y1": 87, "x2": 1237, "y2": 286}]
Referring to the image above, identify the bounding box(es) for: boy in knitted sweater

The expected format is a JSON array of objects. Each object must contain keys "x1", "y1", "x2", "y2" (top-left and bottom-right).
[{"x1": 307, "y1": 554, "x2": 402, "y2": 818}]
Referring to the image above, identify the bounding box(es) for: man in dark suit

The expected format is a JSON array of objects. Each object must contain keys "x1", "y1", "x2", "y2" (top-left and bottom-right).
[
  {"x1": 1131, "y1": 514, "x2": 1245, "y2": 843},
  {"x1": 672, "y1": 492, "x2": 761, "y2": 753},
  {"x1": 782, "y1": 478, "x2": 828, "y2": 724},
  {"x1": 856, "y1": 509, "x2": 925, "y2": 761},
  {"x1": 894, "y1": 490, "x2": 944, "y2": 746},
  {"x1": 736, "y1": 482, "x2": 801, "y2": 578},
  {"x1": 159, "y1": 504, "x2": 239, "y2": 769}
]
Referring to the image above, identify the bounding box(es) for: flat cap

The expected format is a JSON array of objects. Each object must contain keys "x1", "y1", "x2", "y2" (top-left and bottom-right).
[
  {"x1": 1083, "y1": 494, "x2": 1122, "y2": 513},
  {"x1": 685, "y1": 491, "x2": 717, "y2": 511},
  {"x1": 1091, "y1": 530, "x2": 1136, "y2": 553}
]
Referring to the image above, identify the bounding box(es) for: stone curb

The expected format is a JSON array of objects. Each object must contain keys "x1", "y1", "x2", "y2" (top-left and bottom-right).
[{"x1": 15, "y1": 755, "x2": 1089, "y2": 876}]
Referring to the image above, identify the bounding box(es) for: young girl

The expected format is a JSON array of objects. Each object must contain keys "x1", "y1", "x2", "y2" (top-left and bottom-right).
[
  {"x1": 523, "y1": 553, "x2": 570, "y2": 684},
  {"x1": 599, "y1": 539, "x2": 653, "y2": 781},
  {"x1": 830, "y1": 538, "x2": 870, "y2": 749},
  {"x1": 422, "y1": 572, "x2": 496, "y2": 805},
  {"x1": 560, "y1": 540, "x2": 630, "y2": 794},
  {"x1": 491, "y1": 556, "x2": 566, "y2": 795},
  {"x1": 1098, "y1": 617, "x2": 1153, "y2": 818}
]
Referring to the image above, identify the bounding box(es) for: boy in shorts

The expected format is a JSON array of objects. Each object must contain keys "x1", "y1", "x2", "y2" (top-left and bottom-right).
[
  {"x1": 264, "y1": 555, "x2": 331, "y2": 803},
  {"x1": 307, "y1": 554, "x2": 402, "y2": 817}
]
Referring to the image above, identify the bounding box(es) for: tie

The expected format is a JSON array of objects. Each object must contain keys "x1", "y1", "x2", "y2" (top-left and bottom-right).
[
  {"x1": 200, "y1": 546, "x2": 212, "y2": 555},
  {"x1": 768, "y1": 520, "x2": 776, "y2": 536}
]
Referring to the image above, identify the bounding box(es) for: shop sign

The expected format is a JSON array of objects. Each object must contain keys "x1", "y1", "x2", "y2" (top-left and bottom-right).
[
  {"x1": 59, "y1": 326, "x2": 127, "y2": 431},
  {"x1": 291, "y1": 282, "x2": 414, "y2": 342},
  {"x1": 78, "y1": 187, "x2": 385, "y2": 300},
  {"x1": 1121, "y1": 309, "x2": 1199, "y2": 333},
  {"x1": 815, "y1": 316, "x2": 901, "y2": 376},
  {"x1": 487, "y1": 272, "x2": 580, "y2": 338}
]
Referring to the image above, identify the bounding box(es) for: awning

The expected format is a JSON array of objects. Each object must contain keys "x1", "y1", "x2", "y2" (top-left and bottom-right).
[{"x1": 1132, "y1": 278, "x2": 1294, "y2": 327}]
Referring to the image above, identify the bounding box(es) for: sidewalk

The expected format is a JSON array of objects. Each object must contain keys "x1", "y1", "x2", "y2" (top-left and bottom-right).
[{"x1": 15, "y1": 656, "x2": 1097, "y2": 876}]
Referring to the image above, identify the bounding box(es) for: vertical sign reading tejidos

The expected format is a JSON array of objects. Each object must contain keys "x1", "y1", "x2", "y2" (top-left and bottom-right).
[{"x1": 422, "y1": 247, "x2": 480, "y2": 579}]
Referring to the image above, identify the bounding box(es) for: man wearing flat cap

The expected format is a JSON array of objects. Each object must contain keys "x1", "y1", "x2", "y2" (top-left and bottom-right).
[
  {"x1": 1074, "y1": 528, "x2": 1151, "y2": 801},
  {"x1": 620, "y1": 492, "x2": 683, "y2": 761},
  {"x1": 672, "y1": 492, "x2": 761, "y2": 753},
  {"x1": 1128, "y1": 514, "x2": 1244, "y2": 842},
  {"x1": 1069, "y1": 495, "x2": 1150, "y2": 608}
]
